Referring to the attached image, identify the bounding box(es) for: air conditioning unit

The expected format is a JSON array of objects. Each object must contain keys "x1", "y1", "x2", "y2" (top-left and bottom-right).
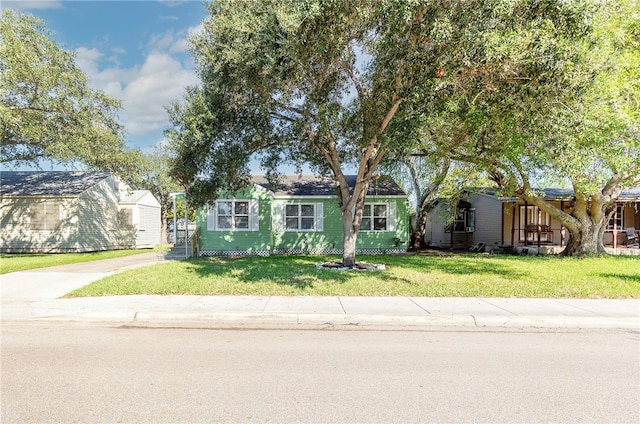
[{"x1": 466, "y1": 227, "x2": 475, "y2": 233}]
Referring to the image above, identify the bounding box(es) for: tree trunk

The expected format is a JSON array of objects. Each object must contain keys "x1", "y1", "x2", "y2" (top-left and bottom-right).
[
  {"x1": 342, "y1": 211, "x2": 358, "y2": 267},
  {"x1": 411, "y1": 206, "x2": 430, "y2": 250},
  {"x1": 562, "y1": 221, "x2": 606, "y2": 257}
]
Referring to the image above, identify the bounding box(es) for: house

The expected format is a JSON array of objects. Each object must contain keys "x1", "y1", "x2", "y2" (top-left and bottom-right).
[
  {"x1": 0, "y1": 171, "x2": 161, "y2": 253},
  {"x1": 117, "y1": 190, "x2": 162, "y2": 248},
  {"x1": 195, "y1": 175, "x2": 409, "y2": 256},
  {"x1": 424, "y1": 187, "x2": 640, "y2": 254}
]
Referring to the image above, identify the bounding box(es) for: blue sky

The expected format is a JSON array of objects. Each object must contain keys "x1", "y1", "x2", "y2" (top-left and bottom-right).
[{"x1": 3, "y1": 0, "x2": 207, "y2": 167}]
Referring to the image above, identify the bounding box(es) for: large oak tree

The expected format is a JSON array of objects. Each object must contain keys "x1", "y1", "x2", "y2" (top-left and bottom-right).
[
  {"x1": 168, "y1": 0, "x2": 598, "y2": 265},
  {"x1": 433, "y1": 0, "x2": 640, "y2": 256},
  {"x1": 1, "y1": 10, "x2": 135, "y2": 173}
]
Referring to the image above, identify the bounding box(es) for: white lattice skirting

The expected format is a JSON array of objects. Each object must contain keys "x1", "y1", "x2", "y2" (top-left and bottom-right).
[{"x1": 199, "y1": 248, "x2": 405, "y2": 257}]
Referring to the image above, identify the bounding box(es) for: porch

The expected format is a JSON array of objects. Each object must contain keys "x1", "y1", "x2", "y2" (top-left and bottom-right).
[{"x1": 503, "y1": 198, "x2": 639, "y2": 255}]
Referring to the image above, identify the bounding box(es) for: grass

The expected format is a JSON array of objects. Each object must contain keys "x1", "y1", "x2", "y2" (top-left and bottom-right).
[
  {"x1": 67, "y1": 253, "x2": 640, "y2": 299},
  {"x1": 0, "y1": 249, "x2": 151, "y2": 274}
]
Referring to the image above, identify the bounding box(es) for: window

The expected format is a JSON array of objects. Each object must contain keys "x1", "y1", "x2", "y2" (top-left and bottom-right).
[
  {"x1": 361, "y1": 204, "x2": 388, "y2": 231},
  {"x1": 286, "y1": 204, "x2": 316, "y2": 230},
  {"x1": 119, "y1": 209, "x2": 133, "y2": 227},
  {"x1": 30, "y1": 202, "x2": 60, "y2": 230},
  {"x1": 208, "y1": 200, "x2": 258, "y2": 231},
  {"x1": 453, "y1": 209, "x2": 467, "y2": 233},
  {"x1": 444, "y1": 202, "x2": 474, "y2": 233},
  {"x1": 275, "y1": 203, "x2": 323, "y2": 232},
  {"x1": 606, "y1": 205, "x2": 623, "y2": 231},
  {"x1": 519, "y1": 205, "x2": 551, "y2": 241}
]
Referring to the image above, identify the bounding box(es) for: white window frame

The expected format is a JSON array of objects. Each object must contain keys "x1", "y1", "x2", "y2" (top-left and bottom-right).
[
  {"x1": 606, "y1": 205, "x2": 624, "y2": 232},
  {"x1": 207, "y1": 199, "x2": 259, "y2": 231},
  {"x1": 360, "y1": 203, "x2": 396, "y2": 232},
  {"x1": 275, "y1": 202, "x2": 323, "y2": 232},
  {"x1": 284, "y1": 203, "x2": 317, "y2": 231}
]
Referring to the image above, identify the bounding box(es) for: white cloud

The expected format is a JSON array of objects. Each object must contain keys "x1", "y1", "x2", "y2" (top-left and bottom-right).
[
  {"x1": 71, "y1": 26, "x2": 200, "y2": 147},
  {"x1": 121, "y1": 52, "x2": 198, "y2": 136},
  {"x1": 2, "y1": 1, "x2": 63, "y2": 11},
  {"x1": 78, "y1": 50, "x2": 198, "y2": 138}
]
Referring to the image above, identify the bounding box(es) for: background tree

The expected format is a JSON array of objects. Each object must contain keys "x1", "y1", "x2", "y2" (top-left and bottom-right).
[
  {"x1": 435, "y1": 0, "x2": 639, "y2": 256},
  {"x1": 0, "y1": 9, "x2": 135, "y2": 174},
  {"x1": 168, "y1": 0, "x2": 598, "y2": 266}
]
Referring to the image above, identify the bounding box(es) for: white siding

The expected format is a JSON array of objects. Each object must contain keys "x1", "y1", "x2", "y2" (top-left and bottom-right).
[
  {"x1": 469, "y1": 193, "x2": 504, "y2": 250},
  {"x1": 135, "y1": 204, "x2": 161, "y2": 248},
  {"x1": 425, "y1": 202, "x2": 451, "y2": 248}
]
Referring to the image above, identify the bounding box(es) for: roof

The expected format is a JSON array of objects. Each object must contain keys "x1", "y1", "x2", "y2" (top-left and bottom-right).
[
  {"x1": 252, "y1": 175, "x2": 406, "y2": 197},
  {"x1": 480, "y1": 186, "x2": 640, "y2": 202},
  {"x1": 0, "y1": 171, "x2": 112, "y2": 196},
  {"x1": 620, "y1": 187, "x2": 640, "y2": 201},
  {"x1": 119, "y1": 190, "x2": 150, "y2": 204}
]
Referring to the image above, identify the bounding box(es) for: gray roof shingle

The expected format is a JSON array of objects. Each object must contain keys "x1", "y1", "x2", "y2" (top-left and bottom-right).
[
  {"x1": 252, "y1": 175, "x2": 406, "y2": 197},
  {"x1": 0, "y1": 171, "x2": 112, "y2": 196}
]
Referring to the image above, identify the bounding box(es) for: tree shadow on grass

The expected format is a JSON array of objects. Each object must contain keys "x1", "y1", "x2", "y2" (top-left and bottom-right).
[
  {"x1": 183, "y1": 253, "x2": 529, "y2": 291},
  {"x1": 597, "y1": 273, "x2": 640, "y2": 283},
  {"x1": 372, "y1": 253, "x2": 531, "y2": 279}
]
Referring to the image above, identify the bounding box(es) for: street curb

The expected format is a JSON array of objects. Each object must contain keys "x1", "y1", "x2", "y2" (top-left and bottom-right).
[{"x1": 14, "y1": 311, "x2": 639, "y2": 331}]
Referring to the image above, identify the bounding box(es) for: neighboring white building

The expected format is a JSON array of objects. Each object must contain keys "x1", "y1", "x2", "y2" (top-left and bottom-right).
[
  {"x1": 0, "y1": 171, "x2": 161, "y2": 253},
  {"x1": 118, "y1": 190, "x2": 162, "y2": 248}
]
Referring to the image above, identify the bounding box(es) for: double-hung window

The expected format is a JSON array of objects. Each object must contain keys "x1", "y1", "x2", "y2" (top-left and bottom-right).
[
  {"x1": 208, "y1": 200, "x2": 258, "y2": 231},
  {"x1": 275, "y1": 203, "x2": 323, "y2": 232},
  {"x1": 360, "y1": 203, "x2": 396, "y2": 232},
  {"x1": 286, "y1": 204, "x2": 316, "y2": 230}
]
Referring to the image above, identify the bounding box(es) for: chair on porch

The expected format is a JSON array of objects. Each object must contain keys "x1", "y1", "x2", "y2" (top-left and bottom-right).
[{"x1": 624, "y1": 227, "x2": 639, "y2": 248}]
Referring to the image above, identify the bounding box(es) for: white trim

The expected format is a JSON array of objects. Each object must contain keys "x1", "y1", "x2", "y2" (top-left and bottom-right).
[
  {"x1": 282, "y1": 202, "x2": 322, "y2": 232},
  {"x1": 210, "y1": 199, "x2": 258, "y2": 231},
  {"x1": 315, "y1": 203, "x2": 324, "y2": 232},
  {"x1": 360, "y1": 202, "x2": 393, "y2": 232},
  {"x1": 274, "y1": 203, "x2": 285, "y2": 232}
]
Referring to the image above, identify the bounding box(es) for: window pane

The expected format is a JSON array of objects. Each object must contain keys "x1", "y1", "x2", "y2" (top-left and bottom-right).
[
  {"x1": 45, "y1": 204, "x2": 60, "y2": 228},
  {"x1": 374, "y1": 204, "x2": 387, "y2": 217},
  {"x1": 30, "y1": 204, "x2": 45, "y2": 230},
  {"x1": 301, "y1": 204, "x2": 314, "y2": 217},
  {"x1": 217, "y1": 201, "x2": 232, "y2": 216},
  {"x1": 301, "y1": 218, "x2": 314, "y2": 230},
  {"x1": 285, "y1": 204, "x2": 299, "y2": 217},
  {"x1": 286, "y1": 217, "x2": 299, "y2": 229},
  {"x1": 235, "y1": 201, "x2": 249, "y2": 215},
  {"x1": 235, "y1": 216, "x2": 249, "y2": 229},
  {"x1": 217, "y1": 216, "x2": 232, "y2": 229},
  {"x1": 361, "y1": 218, "x2": 371, "y2": 231},
  {"x1": 607, "y1": 206, "x2": 623, "y2": 230},
  {"x1": 363, "y1": 205, "x2": 371, "y2": 216},
  {"x1": 374, "y1": 218, "x2": 387, "y2": 231},
  {"x1": 120, "y1": 209, "x2": 133, "y2": 226}
]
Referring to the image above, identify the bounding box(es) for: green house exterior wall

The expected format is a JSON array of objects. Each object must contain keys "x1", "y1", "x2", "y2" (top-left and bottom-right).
[
  {"x1": 196, "y1": 184, "x2": 409, "y2": 256},
  {"x1": 196, "y1": 185, "x2": 273, "y2": 254}
]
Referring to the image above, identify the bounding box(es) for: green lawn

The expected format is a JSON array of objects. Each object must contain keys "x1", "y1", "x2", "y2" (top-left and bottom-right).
[
  {"x1": 0, "y1": 249, "x2": 151, "y2": 274},
  {"x1": 67, "y1": 253, "x2": 640, "y2": 299}
]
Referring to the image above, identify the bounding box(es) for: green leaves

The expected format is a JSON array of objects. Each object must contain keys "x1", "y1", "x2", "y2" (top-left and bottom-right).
[{"x1": 0, "y1": 9, "x2": 133, "y2": 174}]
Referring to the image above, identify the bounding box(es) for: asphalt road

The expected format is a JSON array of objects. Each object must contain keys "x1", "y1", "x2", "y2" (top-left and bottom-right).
[{"x1": 2, "y1": 322, "x2": 639, "y2": 423}]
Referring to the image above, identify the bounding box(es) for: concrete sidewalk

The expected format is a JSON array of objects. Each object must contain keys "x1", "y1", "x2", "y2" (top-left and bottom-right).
[{"x1": 1, "y1": 252, "x2": 639, "y2": 330}]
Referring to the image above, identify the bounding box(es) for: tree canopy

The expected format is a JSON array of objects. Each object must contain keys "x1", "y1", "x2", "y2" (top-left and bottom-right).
[
  {"x1": 0, "y1": 9, "x2": 136, "y2": 173},
  {"x1": 428, "y1": 0, "x2": 640, "y2": 255},
  {"x1": 167, "y1": 0, "x2": 619, "y2": 262}
]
